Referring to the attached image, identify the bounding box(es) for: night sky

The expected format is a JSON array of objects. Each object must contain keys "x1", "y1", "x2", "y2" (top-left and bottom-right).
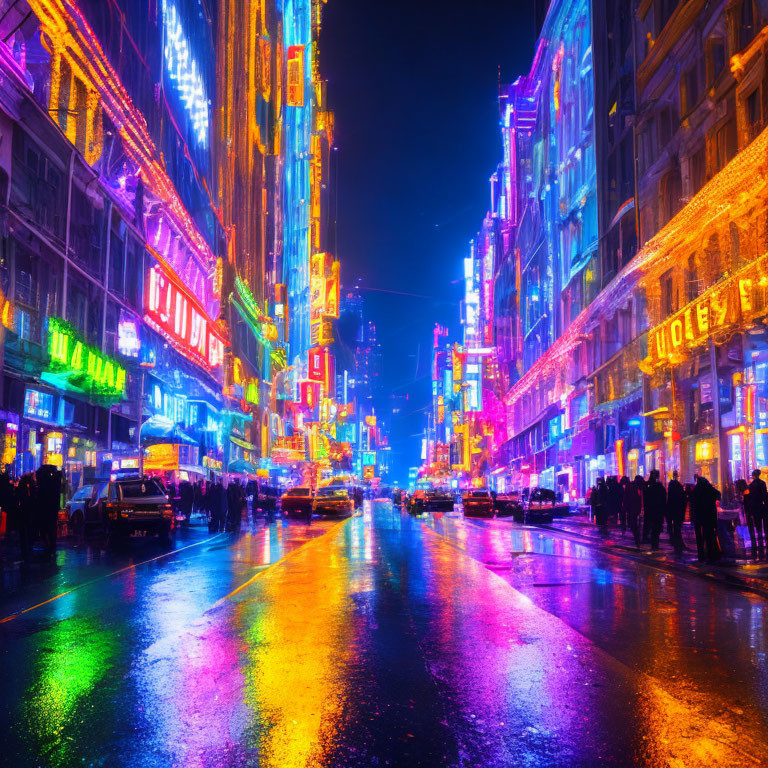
[{"x1": 320, "y1": 1, "x2": 536, "y2": 483}]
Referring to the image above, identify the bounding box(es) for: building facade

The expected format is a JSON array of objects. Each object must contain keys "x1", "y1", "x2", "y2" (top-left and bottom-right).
[
  {"x1": 425, "y1": 0, "x2": 768, "y2": 504},
  {"x1": 0, "y1": 0, "x2": 347, "y2": 494}
]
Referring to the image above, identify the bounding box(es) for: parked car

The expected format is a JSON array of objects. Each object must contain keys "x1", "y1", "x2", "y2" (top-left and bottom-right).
[
  {"x1": 313, "y1": 486, "x2": 354, "y2": 517},
  {"x1": 407, "y1": 489, "x2": 427, "y2": 515},
  {"x1": 424, "y1": 490, "x2": 455, "y2": 512},
  {"x1": 463, "y1": 490, "x2": 494, "y2": 518},
  {"x1": 104, "y1": 477, "x2": 174, "y2": 540},
  {"x1": 66, "y1": 484, "x2": 95, "y2": 536},
  {"x1": 522, "y1": 487, "x2": 569, "y2": 523},
  {"x1": 280, "y1": 487, "x2": 314, "y2": 518},
  {"x1": 79, "y1": 480, "x2": 111, "y2": 532},
  {"x1": 494, "y1": 492, "x2": 522, "y2": 518}
]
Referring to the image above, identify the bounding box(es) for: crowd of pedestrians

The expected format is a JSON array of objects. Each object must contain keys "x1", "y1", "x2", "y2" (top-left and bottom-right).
[
  {"x1": 164, "y1": 478, "x2": 252, "y2": 534},
  {"x1": 587, "y1": 469, "x2": 756, "y2": 562},
  {"x1": 0, "y1": 464, "x2": 63, "y2": 561}
]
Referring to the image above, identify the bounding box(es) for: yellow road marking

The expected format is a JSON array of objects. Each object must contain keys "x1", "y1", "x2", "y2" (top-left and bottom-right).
[
  {"x1": 211, "y1": 517, "x2": 352, "y2": 608},
  {"x1": 0, "y1": 533, "x2": 226, "y2": 624}
]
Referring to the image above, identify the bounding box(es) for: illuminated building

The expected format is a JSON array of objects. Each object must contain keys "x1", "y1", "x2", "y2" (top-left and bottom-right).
[
  {"x1": 632, "y1": 0, "x2": 768, "y2": 495},
  {"x1": 0, "y1": 0, "x2": 227, "y2": 486},
  {"x1": 215, "y1": 0, "x2": 285, "y2": 474},
  {"x1": 482, "y1": 0, "x2": 768, "y2": 502},
  {"x1": 0, "y1": 0, "x2": 341, "y2": 490},
  {"x1": 493, "y1": 0, "x2": 598, "y2": 495}
]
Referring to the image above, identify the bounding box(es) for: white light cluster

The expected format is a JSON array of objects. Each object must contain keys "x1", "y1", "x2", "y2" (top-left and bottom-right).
[{"x1": 162, "y1": 0, "x2": 209, "y2": 146}]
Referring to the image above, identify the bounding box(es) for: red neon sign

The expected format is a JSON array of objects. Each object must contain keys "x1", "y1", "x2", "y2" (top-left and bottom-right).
[
  {"x1": 300, "y1": 381, "x2": 319, "y2": 409},
  {"x1": 308, "y1": 346, "x2": 329, "y2": 386},
  {"x1": 145, "y1": 264, "x2": 225, "y2": 371}
]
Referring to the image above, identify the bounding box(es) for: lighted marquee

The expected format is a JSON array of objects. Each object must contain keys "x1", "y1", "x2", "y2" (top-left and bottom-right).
[
  {"x1": 162, "y1": 0, "x2": 209, "y2": 146},
  {"x1": 145, "y1": 263, "x2": 225, "y2": 371},
  {"x1": 641, "y1": 250, "x2": 768, "y2": 371},
  {"x1": 45, "y1": 317, "x2": 126, "y2": 401}
]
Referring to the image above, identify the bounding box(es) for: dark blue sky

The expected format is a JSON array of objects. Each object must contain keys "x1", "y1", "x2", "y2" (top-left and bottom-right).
[{"x1": 321, "y1": 1, "x2": 536, "y2": 483}]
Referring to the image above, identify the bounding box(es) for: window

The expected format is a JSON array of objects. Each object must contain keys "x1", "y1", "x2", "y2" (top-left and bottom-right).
[
  {"x1": 11, "y1": 129, "x2": 66, "y2": 240},
  {"x1": 686, "y1": 254, "x2": 699, "y2": 303},
  {"x1": 657, "y1": 105, "x2": 678, "y2": 150},
  {"x1": 109, "y1": 225, "x2": 125, "y2": 297},
  {"x1": 739, "y1": 1, "x2": 756, "y2": 51},
  {"x1": 681, "y1": 66, "x2": 700, "y2": 115},
  {"x1": 661, "y1": 270, "x2": 675, "y2": 316},
  {"x1": 661, "y1": 165, "x2": 683, "y2": 224},
  {"x1": 67, "y1": 274, "x2": 88, "y2": 336},
  {"x1": 689, "y1": 146, "x2": 706, "y2": 195},
  {"x1": 707, "y1": 39, "x2": 726, "y2": 87},
  {"x1": 746, "y1": 87, "x2": 762, "y2": 142},
  {"x1": 714, "y1": 119, "x2": 738, "y2": 170},
  {"x1": 14, "y1": 248, "x2": 35, "y2": 307}
]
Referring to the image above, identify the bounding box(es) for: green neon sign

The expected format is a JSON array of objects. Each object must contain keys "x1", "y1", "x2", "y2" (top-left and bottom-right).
[{"x1": 46, "y1": 317, "x2": 126, "y2": 401}]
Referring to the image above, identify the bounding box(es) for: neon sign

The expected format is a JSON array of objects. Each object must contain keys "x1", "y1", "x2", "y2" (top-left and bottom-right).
[
  {"x1": 308, "y1": 346, "x2": 330, "y2": 387},
  {"x1": 118, "y1": 316, "x2": 141, "y2": 357},
  {"x1": 45, "y1": 318, "x2": 126, "y2": 400},
  {"x1": 642, "y1": 251, "x2": 768, "y2": 371},
  {"x1": 145, "y1": 264, "x2": 225, "y2": 371},
  {"x1": 162, "y1": 0, "x2": 209, "y2": 146},
  {"x1": 286, "y1": 45, "x2": 305, "y2": 107}
]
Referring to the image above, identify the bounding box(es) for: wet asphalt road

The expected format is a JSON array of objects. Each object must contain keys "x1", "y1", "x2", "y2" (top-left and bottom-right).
[{"x1": 1, "y1": 505, "x2": 767, "y2": 768}]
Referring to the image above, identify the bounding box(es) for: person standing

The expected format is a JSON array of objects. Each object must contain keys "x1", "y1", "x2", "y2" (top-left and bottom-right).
[
  {"x1": 623, "y1": 475, "x2": 643, "y2": 547},
  {"x1": 746, "y1": 469, "x2": 768, "y2": 556},
  {"x1": 607, "y1": 477, "x2": 623, "y2": 529},
  {"x1": 644, "y1": 469, "x2": 666, "y2": 550},
  {"x1": 17, "y1": 473, "x2": 35, "y2": 561},
  {"x1": 667, "y1": 470, "x2": 687, "y2": 554},
  {"x1": 36, "y1": 464, "x2": 62, "y2": 560},
  {"x1": 691, "y1": 474, "x2": 721, "y2": 562}
]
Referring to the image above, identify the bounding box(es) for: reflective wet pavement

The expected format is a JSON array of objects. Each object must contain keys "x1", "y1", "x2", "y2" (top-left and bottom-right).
[{"x1": 2, "y1": 505, "x2": 767, "y2": 767}]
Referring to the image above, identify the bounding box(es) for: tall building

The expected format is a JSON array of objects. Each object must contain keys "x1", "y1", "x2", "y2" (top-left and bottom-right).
[
  {"x1": 465, "y1": 0, "x2": 768, "y2": 503},
  {"x1": 632, "y1": 0, "x2": 768, "y2": 494},
  {"x1": 0, "y1": 0, "x2": 346, "y2": 493},
  {"x1": 0, "y1": 0, "x2": 225, "y2": 486}
]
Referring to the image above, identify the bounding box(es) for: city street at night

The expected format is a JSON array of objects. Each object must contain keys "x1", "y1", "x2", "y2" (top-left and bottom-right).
[
  {"x1": 4, "y1": 0, "x2": 768, "y2": 764},
  {"x1": 2, "y1": 507, "x2": 767, "y2": 767}
]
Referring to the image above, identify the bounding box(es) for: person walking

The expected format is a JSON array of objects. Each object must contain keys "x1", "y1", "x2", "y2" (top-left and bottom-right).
[
  {"x1": 643, "y1": 469, "x2": 666, "y2": 550},
  {"x1": 216, "y1": 480, "x2": 227, "y2": 532},
  {"x1": 226, "y1": 480, "x2": 242, "y2": 534},
  {"x1": 746, "y1": 469, "x2": 768, "y2": 556},
  {"x1": 667, "y1": 470, "x2": 687, "y2": 554},
  {"x1": 691, "y1": 474, "x2": 721, "y2": 562}
]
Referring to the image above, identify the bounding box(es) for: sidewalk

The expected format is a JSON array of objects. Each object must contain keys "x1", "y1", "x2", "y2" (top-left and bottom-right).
[{"x1": 540, "y1": 514, "x2": 768, "y2": 598}]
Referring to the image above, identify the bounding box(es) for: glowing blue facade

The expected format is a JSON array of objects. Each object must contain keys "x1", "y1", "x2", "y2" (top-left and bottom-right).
[
  {"x1": 517, "y1": 0, "x2": 597, "y2": 370},
  {"x1": 281, "y1": 0, "x2": 314, "y2": 362}
]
